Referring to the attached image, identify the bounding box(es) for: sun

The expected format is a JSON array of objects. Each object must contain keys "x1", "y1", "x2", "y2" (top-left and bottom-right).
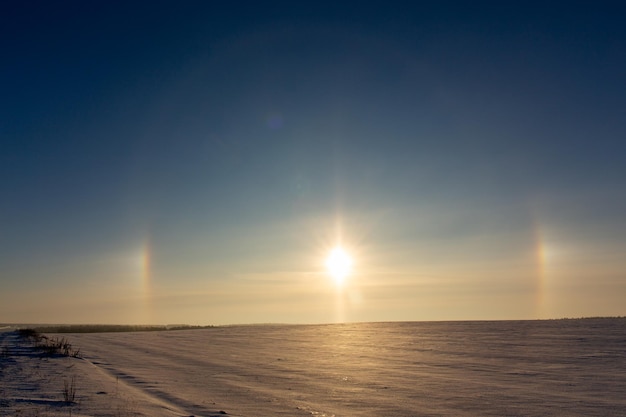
[{"x1": 325, "y1": 247, "x2": 353, "y2": 285}]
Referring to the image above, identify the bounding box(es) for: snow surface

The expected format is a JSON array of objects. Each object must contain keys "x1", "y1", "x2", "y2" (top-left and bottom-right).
[{"x1": 1, "y1": 319, "x2": 625, "y2": 416}]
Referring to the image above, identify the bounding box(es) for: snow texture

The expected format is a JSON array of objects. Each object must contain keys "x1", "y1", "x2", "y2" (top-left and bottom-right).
[{"x1": 1, "y1": 319, "x2": 625, "y2": 416}]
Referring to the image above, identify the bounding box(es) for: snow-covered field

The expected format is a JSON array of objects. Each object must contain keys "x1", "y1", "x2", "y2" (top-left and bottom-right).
[{"x1": 1, "y1": 319, "x2": 625, "y2": 416}]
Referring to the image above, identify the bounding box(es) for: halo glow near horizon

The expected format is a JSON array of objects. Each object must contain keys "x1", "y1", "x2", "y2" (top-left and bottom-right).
[{"x1": 325, "y1": 247, "x2": 353, "y2": 285}]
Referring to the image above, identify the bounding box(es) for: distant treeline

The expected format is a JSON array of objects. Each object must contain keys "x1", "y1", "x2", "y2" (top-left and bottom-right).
[
  {"x1": 548, "y1": 316, "x2": 625, "y2": 321},
  {"x1": 31, "y1": 324, "x2": 214, "y2": 334}
]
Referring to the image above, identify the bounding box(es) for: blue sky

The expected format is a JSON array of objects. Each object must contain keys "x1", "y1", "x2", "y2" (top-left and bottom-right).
[{"x1": 2, "y1": 1, "x2": 625, "y2": 324}]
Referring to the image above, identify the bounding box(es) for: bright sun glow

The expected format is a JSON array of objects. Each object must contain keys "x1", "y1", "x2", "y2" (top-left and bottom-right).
[{"x1": 325, "y1": 247, "x2": 353, "y2": 285}]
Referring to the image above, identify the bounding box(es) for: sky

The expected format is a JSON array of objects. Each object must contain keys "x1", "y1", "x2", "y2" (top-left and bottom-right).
[{"x1": 2, "y1": 1, "x2": 625, "y2": 325}]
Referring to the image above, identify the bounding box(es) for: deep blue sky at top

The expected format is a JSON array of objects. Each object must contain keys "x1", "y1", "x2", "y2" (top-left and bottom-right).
[{"x1": 2, "y1": 1, "x2": 626, "y2": 301}]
